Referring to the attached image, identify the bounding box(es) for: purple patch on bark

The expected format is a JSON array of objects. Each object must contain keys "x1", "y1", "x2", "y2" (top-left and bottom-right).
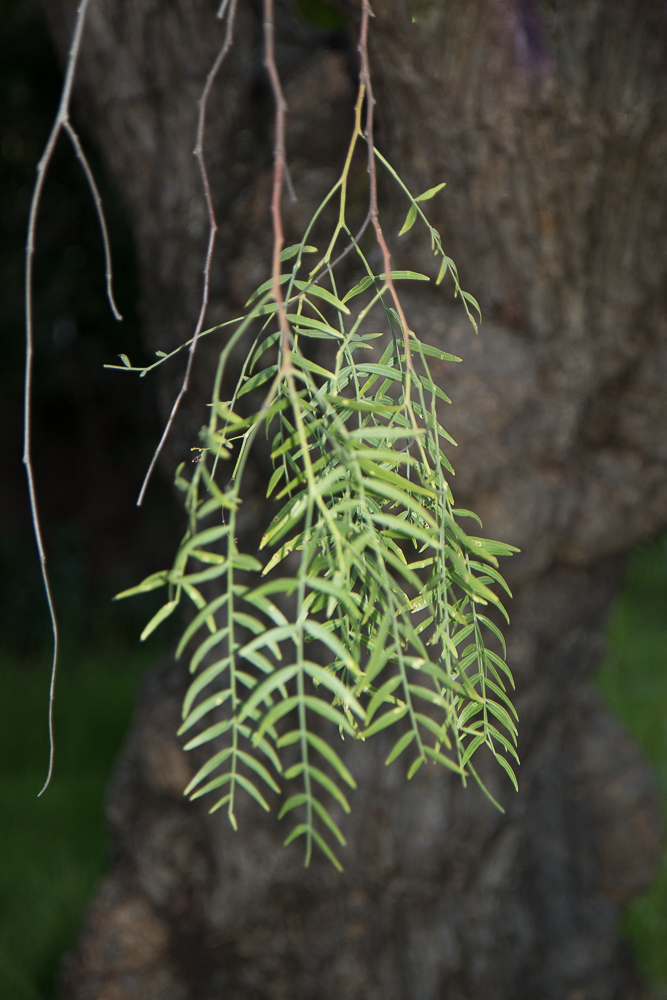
[{"x1": 513, "y1": 0, "x2": 552, "y2": 76}]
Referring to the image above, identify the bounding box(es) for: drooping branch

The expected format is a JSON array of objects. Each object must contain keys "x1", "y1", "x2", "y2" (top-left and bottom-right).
[
  {"x1": 113, "y1": 0, "x2": 518, "y2": 871},
  {"x1": 24, "y1": 0, "x2": 122, "y2": 796}
]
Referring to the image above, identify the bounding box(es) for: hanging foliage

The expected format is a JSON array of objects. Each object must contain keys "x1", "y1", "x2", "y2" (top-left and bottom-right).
[{"x1": 114, "y1": 5, "x2": 519, "y2": 867}]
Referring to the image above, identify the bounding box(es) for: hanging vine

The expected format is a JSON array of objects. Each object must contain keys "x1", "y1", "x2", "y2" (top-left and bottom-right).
[
  {"x1": 26, "y1": 0, "x2": 518, "y2": 868},
  {"x1": 112, "y1": 0, "x2": 519, "y2": 868}
]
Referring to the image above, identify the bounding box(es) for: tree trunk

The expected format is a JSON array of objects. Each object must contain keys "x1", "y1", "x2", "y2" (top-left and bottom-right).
[{"x1": 43, "y1": 1, "x2": 667, "y2": 997}]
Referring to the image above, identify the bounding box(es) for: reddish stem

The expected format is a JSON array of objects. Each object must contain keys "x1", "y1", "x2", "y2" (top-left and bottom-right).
[
  {"x1": 358, "y1": 0, "x2": 414, "y2": 371},
  {"x1": 263, "y1": 0, "x2": 293, "y2": 368}
]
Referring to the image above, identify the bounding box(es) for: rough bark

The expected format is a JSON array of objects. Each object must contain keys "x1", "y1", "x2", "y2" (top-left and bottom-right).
[{"x1": 41, "y1": 0, "x2": 667, "y2": 997}]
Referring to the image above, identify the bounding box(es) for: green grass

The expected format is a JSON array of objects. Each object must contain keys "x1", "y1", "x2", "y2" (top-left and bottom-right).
[
  {"x1": 0, "y1": 540, "x2": 665, "y2": 998},
  {"x1": 596, "y1": 535, "x2": 667, "y2": 994},
  {"x1": 0, "y1": 636, "x2": 165, "y2": 1000}
]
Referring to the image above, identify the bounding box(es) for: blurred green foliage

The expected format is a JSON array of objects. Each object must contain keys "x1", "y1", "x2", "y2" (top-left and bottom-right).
[
  {"x1": 0, "y1": 630, "x2": 174, "y2": 1000},
  {"x1": 597, "y1": 536, "x2": 667, "y2": 995}
]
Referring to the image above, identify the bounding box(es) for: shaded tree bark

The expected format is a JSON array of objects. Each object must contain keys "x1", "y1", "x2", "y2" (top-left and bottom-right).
[{"x1": 41, "y1": 1, "x2": 667, "y2": 997}]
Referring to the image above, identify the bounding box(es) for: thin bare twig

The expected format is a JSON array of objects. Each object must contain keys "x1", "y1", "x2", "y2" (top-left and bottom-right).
[
  {"x1": 63, "y1": 121, "x2": 123, "y2": 321},
  {"x1": 357, "y1": 0, "x2": 413, "y2": 370},
  {"x1": 137, "y1": 0, "x2": 239, "y2": 506},
  {"x1": 24, "y1": 0, "x2": 91, "y2": 797},
  {"x1": 25, "y1": 0, "x2": 126, "y2": 794}
]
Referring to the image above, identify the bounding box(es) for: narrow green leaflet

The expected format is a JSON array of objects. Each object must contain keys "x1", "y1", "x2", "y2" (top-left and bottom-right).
[
  {"x1": 415, "y1": 182, "x2": 446, "y2": 202},
  {"x1": 399, "y1": 204, "x2": 418, "y2": 235}
]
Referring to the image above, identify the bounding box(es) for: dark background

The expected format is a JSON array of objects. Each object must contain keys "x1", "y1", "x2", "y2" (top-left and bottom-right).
[
  {"x1": 0, "y1": 1, "x2": 665, "y2": 997},
  {"x1": 0, "y1": 0, "x2": 183, "y2": 994}
]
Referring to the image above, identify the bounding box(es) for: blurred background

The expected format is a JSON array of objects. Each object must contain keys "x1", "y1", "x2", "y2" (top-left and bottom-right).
[{"x1": 0, "y1": 0, "x2": 665, "y2": 997}]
